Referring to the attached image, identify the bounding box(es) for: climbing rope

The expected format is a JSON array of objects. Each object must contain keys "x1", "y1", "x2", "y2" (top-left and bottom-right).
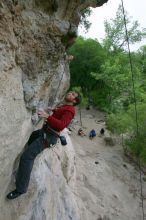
[
  {"x1": 121, "y1": 0, "x2": 145, "y2": 219},
  {"x1": 79, "y1": 106, "x2": 83, "y2": 127}
]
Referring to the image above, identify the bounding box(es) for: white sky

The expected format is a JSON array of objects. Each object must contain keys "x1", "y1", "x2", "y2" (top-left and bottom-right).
[{"x1": 79, "y1": 0, "x2": 146, "y2": 51}]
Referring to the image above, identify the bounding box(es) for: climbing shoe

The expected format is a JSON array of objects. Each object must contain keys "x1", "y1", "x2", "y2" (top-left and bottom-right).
[{"x1": 6, "y1": 189, "x2": 23, "y2": 200}]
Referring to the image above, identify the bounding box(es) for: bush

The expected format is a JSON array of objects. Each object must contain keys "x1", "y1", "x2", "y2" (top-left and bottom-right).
[{"x1": 107, "y1": 103, "x2": 146, "y2": 163}]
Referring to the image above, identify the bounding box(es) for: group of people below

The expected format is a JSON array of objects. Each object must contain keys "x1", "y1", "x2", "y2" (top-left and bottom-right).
[{"x1": 78, "y1": 128, "x2": 105, "y2": 139}]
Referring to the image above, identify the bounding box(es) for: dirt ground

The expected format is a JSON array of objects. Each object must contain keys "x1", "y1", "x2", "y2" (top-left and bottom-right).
[{"x1": 70, "y1": 108, "x2": 146, "y2": 220}]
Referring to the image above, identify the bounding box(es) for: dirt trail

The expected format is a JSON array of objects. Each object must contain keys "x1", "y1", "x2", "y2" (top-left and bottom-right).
[{"x1": 71, "y1": 108, "x2": 146, "y2": 220}]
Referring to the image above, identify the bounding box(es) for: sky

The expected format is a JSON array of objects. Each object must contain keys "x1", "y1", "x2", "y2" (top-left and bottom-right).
[{"x1": 79, "y1": 0, "x2": 146, "y2": 51}]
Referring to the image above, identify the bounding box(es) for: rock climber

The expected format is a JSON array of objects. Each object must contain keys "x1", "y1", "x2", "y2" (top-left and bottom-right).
[{"x1": 7, "y1": 91, "x2": 81, "y2": 200}]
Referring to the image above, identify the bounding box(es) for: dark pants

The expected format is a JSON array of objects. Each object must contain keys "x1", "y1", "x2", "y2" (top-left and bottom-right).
[{"x1": 16, "y1": 129, "x2": 57, "y2": 193}]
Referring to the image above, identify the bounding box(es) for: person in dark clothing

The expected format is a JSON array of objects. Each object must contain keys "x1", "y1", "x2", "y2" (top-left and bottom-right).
[
  {"x1": 100, "y1": 128, "x2": 105, "y2": 135},
  {"x1": 7, "y1": 91, "x2": 81, "y2": 200},
  {"x1": 89, "y1": 129, "x2": 96, "y2": 140}
]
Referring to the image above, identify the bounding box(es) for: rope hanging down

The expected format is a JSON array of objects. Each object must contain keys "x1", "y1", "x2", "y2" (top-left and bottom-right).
[
  {"x1": 79, "y1": 107, "x2": 82, "y2": 127},
  {"x1": 121, "y1": 0, "x2": 145, "y2": 219}
]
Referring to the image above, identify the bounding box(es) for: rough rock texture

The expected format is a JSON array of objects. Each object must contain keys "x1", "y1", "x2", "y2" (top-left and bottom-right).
[
  {"x1": 2, "y1": 129, "x2": 80, "y2": 220},
  {"x1": 0, "y1": 0, "x2": 108, "y2": 220}
]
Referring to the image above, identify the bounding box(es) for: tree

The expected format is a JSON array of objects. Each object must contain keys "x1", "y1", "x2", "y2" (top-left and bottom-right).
[
  {"x1": 79, "y1": 8, "x2": 92, "y2": 33},
  {"x1": 68, "y1": 37, "x2": 106, "y2": 95},
  {"x1": 103, "y1": 5, "x2": 146, "y2": 52},
  {"x1": 138, "y1": 45, "x2": 146, "y2": 76}
]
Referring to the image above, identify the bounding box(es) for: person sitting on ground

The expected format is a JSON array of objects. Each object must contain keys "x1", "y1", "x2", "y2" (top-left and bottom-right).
[
  {"x1": 89, "y1": 129, "x2": 96, "y2": 140},
  {"x1": 86, "y1": 105, "x2": 90, "y2": 110},
  {"x1": 7, "y1": 91, "x2": 81, "y2": 200},
  {"x1": 78, "y1": 128, "x2": 86, "y2": 137},
  {"x1": 100, "y1": 128, "x2": 105, "y2": 135}
]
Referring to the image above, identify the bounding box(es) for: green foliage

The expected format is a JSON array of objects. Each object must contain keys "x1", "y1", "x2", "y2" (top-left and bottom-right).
[
  {"x1": 107, "y1": 103, "x2": 146, "y2": 163},
  {"x1": 69, "y1": 5, "x2": 146, "y2": 163},
  {"x1": 103, "y1": 5, "x2": 146, "y2": 52},
  {"x1": 80, "y1": 8, "x2": 92, "y2": 33},
  {"x1": 107, "y1": 103, "x2": 146, "y2": 133},
  {"x1": 106, "y1": 112, "x2": 133, "y2": 134},
  {"x1": 90, "y1": 52, "x2": 134, "y2": 112},
  {"x1": 126, "y1": 134, "x2": 146, "y2": 162},
  {"x1": 68, "y1": 37, "x2": 106, "y2": 94}
]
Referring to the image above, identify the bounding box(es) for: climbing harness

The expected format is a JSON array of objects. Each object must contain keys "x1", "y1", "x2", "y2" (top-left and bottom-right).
[
  {"x1": 43, "y1": 124, "x2": 67, "y2": 146},
  {"x1": 121, "y1": 0, "x2": 145, "y2": 219}
]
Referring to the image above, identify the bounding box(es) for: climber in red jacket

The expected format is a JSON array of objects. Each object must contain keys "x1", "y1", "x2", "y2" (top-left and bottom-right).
[{"x1": 7, "y1": 91, "x2": 81, "y2": 200}]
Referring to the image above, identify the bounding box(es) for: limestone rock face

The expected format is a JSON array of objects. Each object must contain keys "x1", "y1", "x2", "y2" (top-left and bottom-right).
[
  {"x1": 0, "y1": 0, "x2": 108, "y2": 219},
  {"x1": 1, "y1": 130, "x2": 80, "y2": 220}
]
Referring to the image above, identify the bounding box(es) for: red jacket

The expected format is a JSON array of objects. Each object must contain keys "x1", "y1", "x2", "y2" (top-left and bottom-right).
[{"x1": 47, "y1": 105, "x2": 75, "y2": 131}]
